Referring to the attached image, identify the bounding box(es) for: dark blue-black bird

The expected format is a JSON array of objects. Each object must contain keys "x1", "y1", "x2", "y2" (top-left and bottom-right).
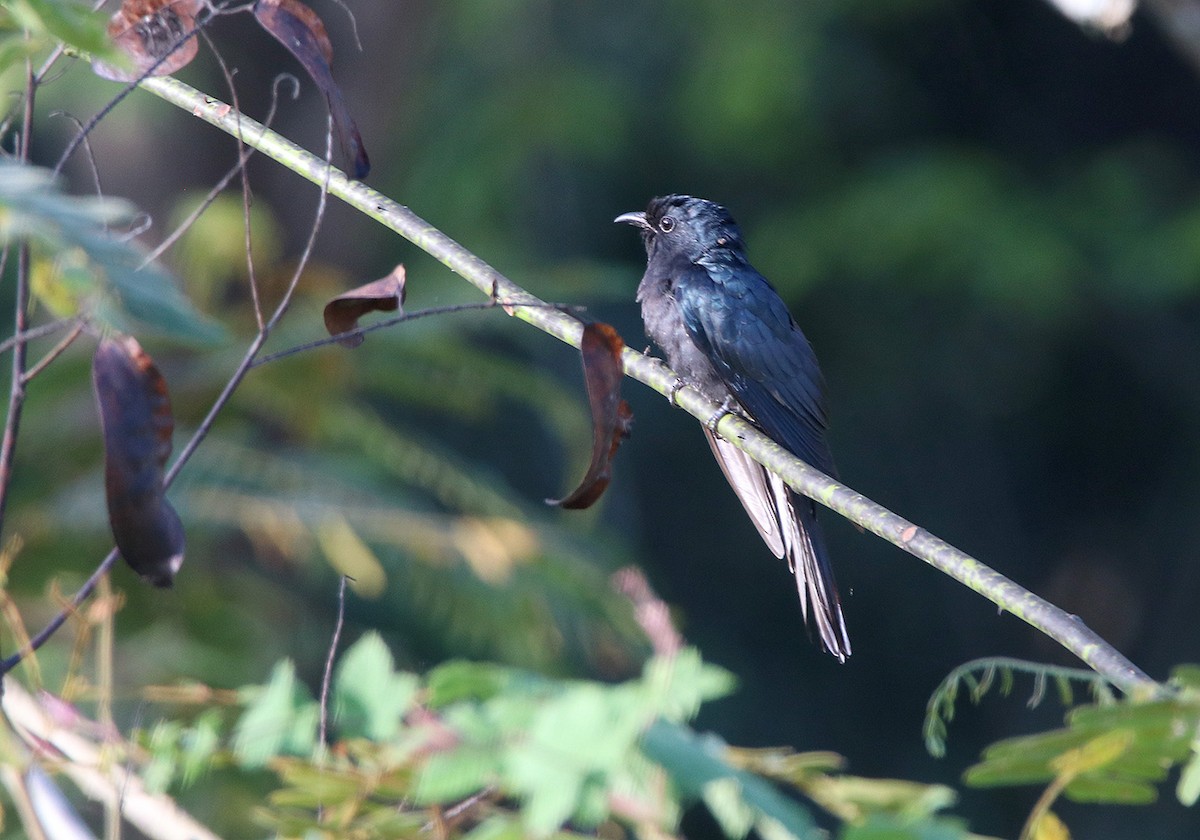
[{"x1": 616, "y1": 195, "x2": 851, "y2": 661}]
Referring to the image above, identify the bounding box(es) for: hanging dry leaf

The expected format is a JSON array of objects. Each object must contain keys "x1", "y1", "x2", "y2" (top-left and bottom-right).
[
  {"x1": 93, "y1": 335, "x2": 184, "y2": 587},
  {"x1": 547, "y1": 322, "x2": 634, "y2": 510},
  {"x1": 92, "y1": 0, "x2": 205, "y2": 82},
  {"x1": 323, "y1": 265, "x2": 406, "y2": 348},
  {"x1": 253, "y1": 0, "x2": 371, "y2": 179}
]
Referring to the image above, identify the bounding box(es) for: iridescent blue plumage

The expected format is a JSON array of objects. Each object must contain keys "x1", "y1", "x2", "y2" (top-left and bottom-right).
[{"x1": 618, "y1": 195, "x2": 850, "y2": 661}]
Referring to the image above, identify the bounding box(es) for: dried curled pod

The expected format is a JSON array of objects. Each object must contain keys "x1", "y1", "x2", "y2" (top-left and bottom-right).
[{"x1": 93, "y1": 335, "x2": 185, "y2": 587}]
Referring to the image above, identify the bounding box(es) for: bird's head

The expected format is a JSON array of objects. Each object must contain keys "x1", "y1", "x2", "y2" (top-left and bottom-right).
[{"x1": 615, "y1": 195, "x2": 745, "y2": 264}]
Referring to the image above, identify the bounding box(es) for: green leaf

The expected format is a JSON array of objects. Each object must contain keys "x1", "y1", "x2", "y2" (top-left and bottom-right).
[
  {"x1": 1176, "y1": 745, "x2": 1200, "y2": 806},
  {"x1": 268, "y1": 762, "x2": 364, "y2": 809},
  {"x1": 0, "y1": 161, "x2": 225, "y2": 344},
  {"x1": 234, "y1": 659, "x2": 317, "y2": 767},
  {"x1": 841, "y1": 812, "x2": 971, "y2": 840},
  {"x1": 462, "y1": 816, "x2": 523, "y2": 840},
  {"x1": 644, "y1": 647, "x2": 736, "y2": 722},
  {"x1": 1171, "y1": 665, "x2": 1200, "y2": 692},
  {"x1": 179, "y1": 709, "x2": 223, "y2": 787},
  {"x1": 412, "y1": 747, "x2": 501, "y2": 804},
  {"x1": 517, "y1": 762, "x2": 584, "y2": 838},
  {"x1": 5, "y1": 0, "x2": 114, "y2": 58},
  {"x1": 642, "y1": 721, "x2": 818, "y2": 840},
  {"x1": 333, "y1": 631, "x2": 418, "y2": 740},
  {"x1": 526, "y1": 682, "x2": 640, "y2": 772},
  {"x1": 1061, "y1": 774, "x2": 1159, "y2": 805},
  {"x1": 1049, "y1": 730, "x2": 1133, "y2": 776},
  {"x1": 426, "y1": 660, "x2": 525, "y2": 707},
  {"x1": 141, "y1": 720, "x2": 182, "y2": 793},
  {"x1": 703, "y1": 777, "x2": 756, "y2": 840}
]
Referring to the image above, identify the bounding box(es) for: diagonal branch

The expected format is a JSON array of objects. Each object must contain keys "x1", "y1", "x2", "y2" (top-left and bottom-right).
[{"x1": 138, "y1": 75, "x2": 1157, "y2": 695}]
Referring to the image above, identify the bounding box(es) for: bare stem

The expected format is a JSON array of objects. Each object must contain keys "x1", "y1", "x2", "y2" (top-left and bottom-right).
[
  {"x1": 318, "y1": 576, "x2": 348, "y2": 749},
  {"x1": 0, "y1": 60, "x2": 38, "y2": 540}
]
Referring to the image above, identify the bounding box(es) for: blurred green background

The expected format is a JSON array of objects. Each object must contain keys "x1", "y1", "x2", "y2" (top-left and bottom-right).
[{"x1": 9, "y1": 0, "x2": 1200, "y2": 836}]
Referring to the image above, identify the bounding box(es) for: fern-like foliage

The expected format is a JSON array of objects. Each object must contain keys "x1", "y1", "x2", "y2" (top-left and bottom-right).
[{"x1": 924, "y1": 657, "x2": 1119, "y2": 759}]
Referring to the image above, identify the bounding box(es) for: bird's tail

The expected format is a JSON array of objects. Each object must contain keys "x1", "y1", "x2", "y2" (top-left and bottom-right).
[
  {"x1": 781, "y1": 483, "x2": 851, "y2": 662},
  {"x1": 703, "y1": 430, "x2": 851, "y2": 661}
]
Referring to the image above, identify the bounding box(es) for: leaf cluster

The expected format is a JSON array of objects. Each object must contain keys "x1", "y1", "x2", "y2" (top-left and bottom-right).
[
  {"x1": 963, "y1": 666, "x2": 1200, "y2": 807},
  {"x1": 0, "y1": 0, "x2": 115, "y2": 72},
  {"x1": 133, "y1": 632, "x2": 979, "y2": 840},
  {"x1": 1, "y1": 161, "x2": 224, "y2": 342}
]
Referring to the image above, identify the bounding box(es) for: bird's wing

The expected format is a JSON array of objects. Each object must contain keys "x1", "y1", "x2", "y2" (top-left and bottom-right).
[
  {"x1": 676, "y1": 262, "x2": 850, "y2": 661},
  {"x1": 674, "y1": 261, "x2": 837, "y2": 476}
]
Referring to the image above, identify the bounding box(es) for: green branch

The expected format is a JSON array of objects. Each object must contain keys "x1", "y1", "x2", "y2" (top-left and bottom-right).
[{"x1": 138, "y1": 75, "x2": 1157, "y2": 695}]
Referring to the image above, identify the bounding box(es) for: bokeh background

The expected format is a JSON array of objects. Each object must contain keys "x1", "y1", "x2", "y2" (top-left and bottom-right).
[{"x1": 9, "y1": 0, "x2": 1200, "y2": 836}]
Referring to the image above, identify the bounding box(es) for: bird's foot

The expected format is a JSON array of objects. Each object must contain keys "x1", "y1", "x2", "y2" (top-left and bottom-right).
[
  {"x1": 665, "y1": 377, "x2": 687, "y2": 406},
  {"x1": 705, "y1": 397, "x2": 737, "y2": 431}
]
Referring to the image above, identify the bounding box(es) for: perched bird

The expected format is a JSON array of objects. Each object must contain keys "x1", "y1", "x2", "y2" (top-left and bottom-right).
[{"x1": 616, "y1": 195, "x2": 851, "y2": 661}]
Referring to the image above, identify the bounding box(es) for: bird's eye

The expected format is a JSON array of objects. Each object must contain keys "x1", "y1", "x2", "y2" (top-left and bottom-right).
[{"x1": 659, "y1": 216, "x2": 676, "y2": 233}]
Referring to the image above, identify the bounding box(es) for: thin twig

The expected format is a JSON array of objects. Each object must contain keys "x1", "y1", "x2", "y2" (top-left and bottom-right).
[
  {"x1": 96, "y1": 574, "x2": 119, "y2": 840},
  {"x1": 318, "y1": 576, "x2": 349, "y2": 749},
  {"x1": 138, "y1": 76, "x2": 1159, "y2": 694},
  {"x1": 208, "y1": 29, "x2": 266, "y2": 330},
  {"x1": 139, "y1": 74, "x2": 300, "y2": 271},
  {"x1": 0, "y1": 60, "x2": 38, "y2": 540},
  {"x1": 164, "y1": 114, "x2": 332, "y2": 488},
  {"x1": 0, "y1": 108, "x2": 339, "y2": 676},
  {"x1": 0, "y1": 550, "x2": 119, "y2": 675},
  {"x1": 0, "y1": 308, "x2": 70, "y2": 358},
  {"x1": 20, "y1": 320, "x2": 86, "y2": 384},
  {"x1": 249, "y1": 299, "x2": 578, "y2": 369},
  {"x1": 50, "y1": 112, "x2": 105, "y2": 201}
]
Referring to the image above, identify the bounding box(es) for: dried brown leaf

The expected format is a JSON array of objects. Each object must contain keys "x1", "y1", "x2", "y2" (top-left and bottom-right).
[
  {"x1": 547, "y1": 322, "x2": 633, "y2": 510},
  {"x1": 322, "y1": 265, "x2": 406, "y2": 348},
  {"x1": 253, "y1": 0, "x2": 370, "y2": 179},
  {"x1": 92, "y1": 0, "x2": 204, "y2": 82}
]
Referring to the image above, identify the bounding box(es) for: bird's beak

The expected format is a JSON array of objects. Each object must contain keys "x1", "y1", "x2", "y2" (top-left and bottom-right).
[{"x1": 613, "y1": 210, "x2": 649, "y2": 229}]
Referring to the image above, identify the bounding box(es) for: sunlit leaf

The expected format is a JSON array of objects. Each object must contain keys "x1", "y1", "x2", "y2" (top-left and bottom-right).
[
  {"x1": 412, "y1": 747, "x2": 500, "y2": 805},
  {"x1": 8, "y1": 0, "x2": 114, "y2": 59},
  {"x1": 332, "y1": 631, "x2": 418, "y2": 740},
  {"x1": 179, "y1": 709, "x2": 223, "y2": 787},
  {"x1": 234, "y1": 659, "x2": 317, "y2": 767},
  {"x1": 1049, "y1": 730, "x2": 1133, "y2": 777},
  {"x1": 267, "y1": 760, "x2": 363, "y2": 808},
  {"x1": 642, "y1": 722, "x2": 819, "y2": 840},
  {"x1": 315, "y1": 515, "x2": 387, "y2": 597},
  {"x1": 703, "y1": 777, "x2": 756, "y2": 840},
  {"x1": 1177, "y1": 745, "x2": 1200, "y2": 806},
  {"x1": 1030, "y1": 810, "x2": 1070, "y2": 840},
  {"x1": 644, "y1": 647, "x2": 736, "y2": 723}
]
